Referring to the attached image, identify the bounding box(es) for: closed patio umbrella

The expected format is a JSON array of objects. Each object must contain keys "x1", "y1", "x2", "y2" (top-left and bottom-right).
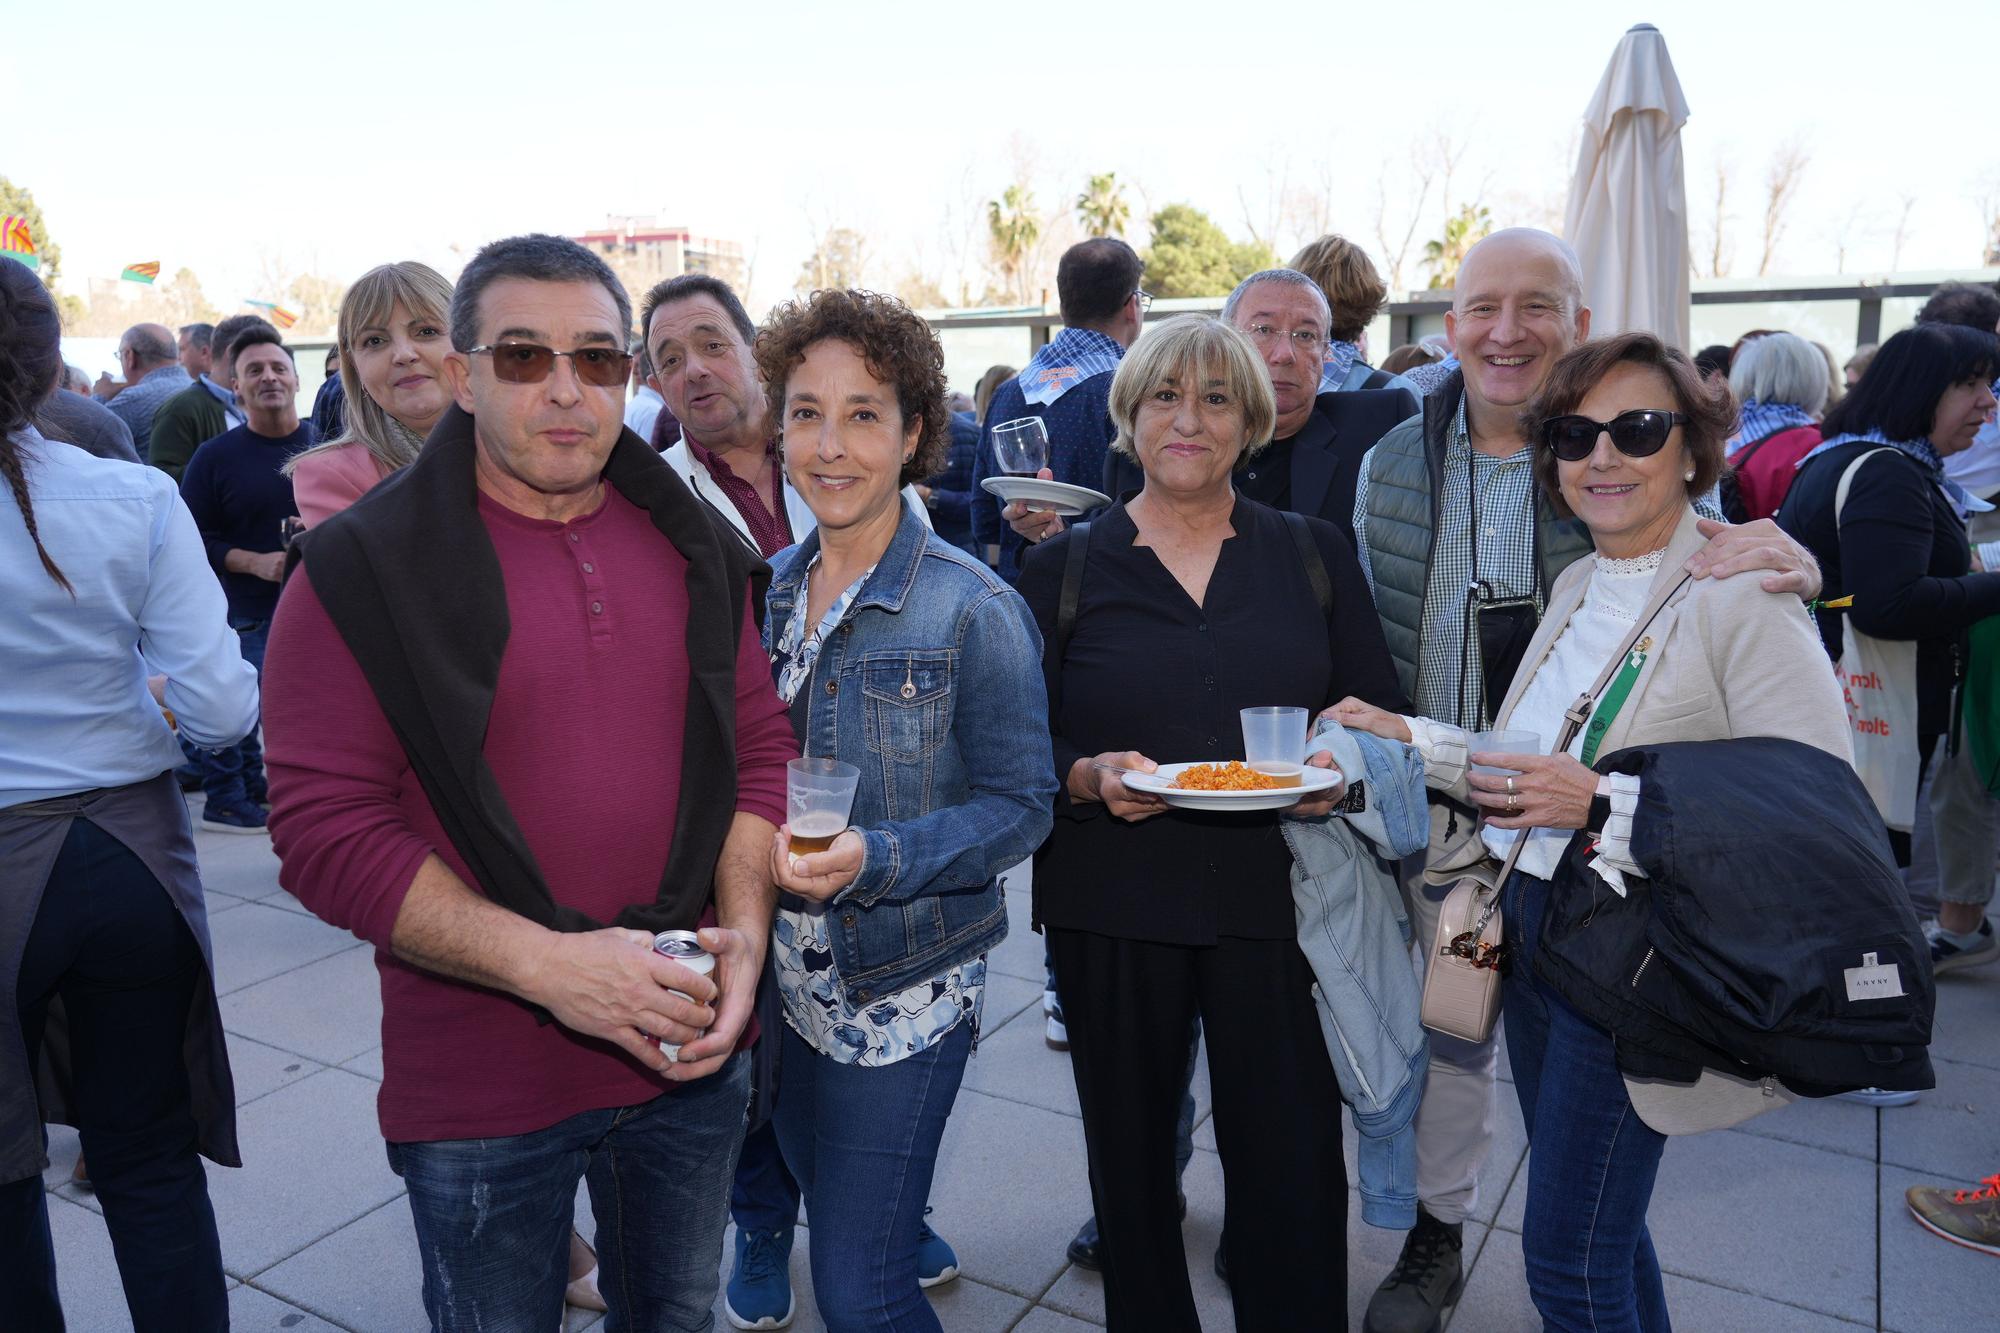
[{"x1": 1564, "y1": 23, "x2": 1692, "y2": 350}]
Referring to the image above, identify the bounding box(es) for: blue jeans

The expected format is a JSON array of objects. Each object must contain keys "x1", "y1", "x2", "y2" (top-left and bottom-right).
[
  {"x1": 3, "y1": 818, "x2": 227, "y2": 1332},
  {"x1": 771, "y1": 1021, "x2": 972, "y2": 1333},
  {"x1": 729, "y1": 1119, "x2": 801, "y2": 1234},
  {"x1": 1504, "y1": 871, "x2": 1671, "y2": 1333},
  {"x1": 197, "y1": 618, "x2": 267, "y2": 807},
  {"x1": 387, "y1": 1052, "x2": 750, "y2": 1333}
]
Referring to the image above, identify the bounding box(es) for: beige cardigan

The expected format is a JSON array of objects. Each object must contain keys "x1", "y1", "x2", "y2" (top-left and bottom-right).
[{"x1": 1437, "y1": 506, "x2": 1853, "y2": 1133}]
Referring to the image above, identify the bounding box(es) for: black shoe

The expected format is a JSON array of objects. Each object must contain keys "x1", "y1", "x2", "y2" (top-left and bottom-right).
[
  {"x1": 1066, "y1": 1195, "x2": 1187, "y2": 1273},
  {"x1": 1364, "y1": 1206, "x2": 1464, "y2": 1333},
  {"x1": 1213, "y1": 1229, "x2": 1227, "y2": 1285},
  {"x1": 1066, "y1": 1215, "x2": 1101, "y2": 1270}
]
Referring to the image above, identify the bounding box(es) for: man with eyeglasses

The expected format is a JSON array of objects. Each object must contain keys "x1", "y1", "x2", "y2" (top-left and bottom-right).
[
  {"x1": 1348, "y1": 226, "x2": 1818, "y2": 1333},
  {"x1": 976, "y1": 237, "x2": 1147, "y2": 581},
  {"x1": 260, "y1": 233, "x2": 797, "y2": 1332}
]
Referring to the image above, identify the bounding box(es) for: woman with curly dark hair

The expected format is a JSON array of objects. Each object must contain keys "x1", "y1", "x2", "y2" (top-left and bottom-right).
[{"x1": 754, "y1": 289, "x2": 1055, "y2": 1332}]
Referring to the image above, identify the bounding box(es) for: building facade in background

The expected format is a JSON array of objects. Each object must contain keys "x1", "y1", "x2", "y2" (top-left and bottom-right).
[{"x1": 573, "y1": 216, "x2": 745, "y2": 309}]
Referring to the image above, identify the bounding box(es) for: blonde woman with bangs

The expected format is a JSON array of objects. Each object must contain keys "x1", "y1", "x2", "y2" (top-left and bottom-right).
[
  {"x1": 285, "y1": 262, "x2": 454, "y2": 526},
  {"x1": 1017, "y1": 316, "x2": 1405, "y2": 1330}
]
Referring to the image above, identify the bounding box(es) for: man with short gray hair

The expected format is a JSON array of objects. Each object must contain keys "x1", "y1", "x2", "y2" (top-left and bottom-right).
[
  {"x1": 178, "y1": 323, "x2": 214, "y2": 380},
  {"x1": 105, "y1": 323, "x2": 191, "y2": 459}
]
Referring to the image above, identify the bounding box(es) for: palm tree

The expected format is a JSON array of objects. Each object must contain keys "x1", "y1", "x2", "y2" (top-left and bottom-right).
[
  {"x1": 1422, "y1": 204, "x2": 1494, "y2": 290},
  {"x1": 1075, "y1": 173, "x2": 1130, "y2": 239},
  {"x1": 987, "y1": 185, "x2": 1042, "y2": 303}
]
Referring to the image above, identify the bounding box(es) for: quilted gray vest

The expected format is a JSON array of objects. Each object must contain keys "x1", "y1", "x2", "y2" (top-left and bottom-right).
[{"x1": 1361, "y1": 375, "x2": 1594, "y2": 702}]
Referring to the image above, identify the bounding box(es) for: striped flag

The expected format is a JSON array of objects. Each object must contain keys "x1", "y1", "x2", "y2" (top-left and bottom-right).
[
  {"x1": 244, "y1": 299, "x2": 299, "y2": 329},
  {"x1": 1, "y1": 215, "x2": 38, "y2": 270},
  {"x1": 121, "y1": 261, "x2": 161, "y2": 284}
]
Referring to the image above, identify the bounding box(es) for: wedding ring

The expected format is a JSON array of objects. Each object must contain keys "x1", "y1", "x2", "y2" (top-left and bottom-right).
[
  {"x1": 1506, "y1": 792, "x2": 1520, "y2": 813},
  {"x1": 1505, "y1": 775, "x2": 1518, "y2": 795}
]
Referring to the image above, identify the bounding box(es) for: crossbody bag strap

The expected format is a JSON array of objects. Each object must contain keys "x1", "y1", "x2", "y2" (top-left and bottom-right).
[
  {"x1": 1281, "y1": 509, "x2": 1333, "y2": 619},
  {"x1": 1565, "y1": 572, "x2": 1694, "y2": 765},
  {"x1": 1044, "y1": 521, "x2": 1093, "y2": 718}
]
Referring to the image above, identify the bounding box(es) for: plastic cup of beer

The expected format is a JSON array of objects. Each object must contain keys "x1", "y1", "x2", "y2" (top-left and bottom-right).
[
  {"x1": 1470, "y1": 729, "x2": 1541, "y2": 775},
  {"x1": 1240, "y1": 707, "x2": 1310, "y2": 787},
  {"x1": 787, "y1": 757, "x2": 861, "y2": 860}
]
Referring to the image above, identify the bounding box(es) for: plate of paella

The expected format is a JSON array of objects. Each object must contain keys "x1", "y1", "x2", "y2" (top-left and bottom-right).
[{"x1": 1119, "y1": 760, "x2": 1341, "y2": 812}]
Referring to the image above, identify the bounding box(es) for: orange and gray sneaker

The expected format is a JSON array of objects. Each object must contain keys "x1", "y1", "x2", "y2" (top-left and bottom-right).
[{"x1": 1907, "y1": 1174, "x2": 2000, "y2": 1258}]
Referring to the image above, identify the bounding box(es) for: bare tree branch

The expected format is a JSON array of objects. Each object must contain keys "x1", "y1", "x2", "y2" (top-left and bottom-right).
[{"x1": 1757, "y1": 139, "x2": 1809, "y2": 277}]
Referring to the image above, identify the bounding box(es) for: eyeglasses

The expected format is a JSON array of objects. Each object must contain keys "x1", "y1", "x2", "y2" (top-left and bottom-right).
[
  {"x1": 1134, "y1": 289, "x2": 1154, "y2": 313},
  {"x1": 468, "y1": 342, "x2": 633, "y2": 388},
  {"x1": 1242, "y1": 322, "x2": 1326, "y2": 356},
  {"x1": 1541, "y1": 409, "x2": 1687, "y2": 462}
]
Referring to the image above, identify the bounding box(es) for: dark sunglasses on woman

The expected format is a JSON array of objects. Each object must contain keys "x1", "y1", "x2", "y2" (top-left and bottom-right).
[{"x1": 1541, "y1": 409, "x2": 1687, "y2": 462}]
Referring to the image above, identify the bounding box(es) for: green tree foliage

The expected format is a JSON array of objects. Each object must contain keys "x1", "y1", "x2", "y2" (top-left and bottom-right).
[
  {"x1": 1075, "y1": 173, "x2": 1130, "y2": 239},
  {"x1": 0, "y1": 176, "x2": 63, "y2": 289},
  {"x1": 1422, "y1": 203, "x2": 1494, "y2": 290},
  {"x1": 1141, "y1": 204, "x2": 1279, "y2": 298},
  {"x1": 986, "y1": 185, "x2": 1041, "y2": 303}
]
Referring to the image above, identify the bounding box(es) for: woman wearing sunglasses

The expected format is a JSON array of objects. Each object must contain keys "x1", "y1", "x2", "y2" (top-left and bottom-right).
[
  {"x1": 1336, "y1": 332, "x2": 1849, "y2": 1330},
  {"x1": 285, "y1": 262, "x2": 454, "y2": 527}
]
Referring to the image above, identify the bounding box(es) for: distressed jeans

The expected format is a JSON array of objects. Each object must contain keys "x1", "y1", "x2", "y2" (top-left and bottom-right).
[{"x1": 388, "y1": 1051, "x2": 750, "y2": 1333}]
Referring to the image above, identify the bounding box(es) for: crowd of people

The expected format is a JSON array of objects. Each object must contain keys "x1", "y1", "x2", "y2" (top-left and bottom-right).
[{"x1": 2, "y1": 220, "x2": 1996, "y2": 1333}]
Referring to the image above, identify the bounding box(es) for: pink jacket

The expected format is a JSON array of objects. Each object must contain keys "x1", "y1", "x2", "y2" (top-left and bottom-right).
[{"x1": 291, "y1": 442, "x2": 394, "y2": 528}]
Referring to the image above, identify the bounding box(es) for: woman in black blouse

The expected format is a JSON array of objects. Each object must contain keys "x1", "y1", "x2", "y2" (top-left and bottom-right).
[{"x1": 1018, "y1": 316, "x2": 1404, "y2": 1332}]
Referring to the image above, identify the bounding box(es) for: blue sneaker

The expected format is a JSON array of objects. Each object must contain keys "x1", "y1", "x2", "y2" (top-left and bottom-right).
[
  {"x1": 200, "y1": 800, "x2": 267, "y2": 835},
  {"x1": 916, "y1": 1210, "x2": 959, "y2": 1289},
  {"x1": 724, "y1": 1227, "x2": 794, "y2": 1330}
]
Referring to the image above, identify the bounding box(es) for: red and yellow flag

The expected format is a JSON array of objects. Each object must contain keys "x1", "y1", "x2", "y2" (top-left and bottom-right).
[
  {"x1": 121, "y1": 261, "x2": 161, "y2": 284},
  {"x1": 0, "y1": 215, "x2": 38, "y2": 270},
  {"x1": 244, "y1": 299, "x2": 299, "y2": 329}
]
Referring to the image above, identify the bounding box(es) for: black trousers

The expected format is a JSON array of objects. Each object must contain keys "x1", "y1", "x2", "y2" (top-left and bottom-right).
[
  {"x1": 2, "y1": 818, "x2": 226, "y2": 1333},
  {"x1": 1048, "y1": 926, "x2": 1348, "y2": 1332}
]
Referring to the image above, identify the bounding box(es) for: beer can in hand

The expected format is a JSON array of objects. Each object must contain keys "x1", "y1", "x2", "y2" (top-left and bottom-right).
[{"x1": 651, "y1": 929, "x2": 715, "y2": 1062}]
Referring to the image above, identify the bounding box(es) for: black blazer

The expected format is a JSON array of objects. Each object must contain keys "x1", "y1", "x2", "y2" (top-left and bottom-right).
[{"x1": 1102, "y1": 388, "x2": 1418, "y2": 538}]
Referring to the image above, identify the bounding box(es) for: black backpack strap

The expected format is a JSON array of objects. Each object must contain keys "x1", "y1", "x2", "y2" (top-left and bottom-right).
[
  {"x1": 1357, "y1": 365, "x2": 1395, "y2": 393},
  {"x1": 1282, "y1": 510, "x2": 1333, "y2": 619},
  {"x1": 1044, "y1": 521, "x2": 1092, "y2": 716}
]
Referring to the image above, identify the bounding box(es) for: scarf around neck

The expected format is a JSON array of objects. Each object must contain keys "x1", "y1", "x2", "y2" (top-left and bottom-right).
[
  {"x1": 1798, "y1": 428, "x2": 1995, "y2": 518},
  {"x1": 298, "y1": 406, "x2": 766, "y2": 936}
]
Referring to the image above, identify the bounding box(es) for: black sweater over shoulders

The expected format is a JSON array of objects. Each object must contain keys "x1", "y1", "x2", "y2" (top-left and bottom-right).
[
  {"x1": 1777, "y1": 441, "x2": 2000, "y2": 738},
  {"x1": 1018, "y1": 497, "x2": 1405, "y2": 946}
]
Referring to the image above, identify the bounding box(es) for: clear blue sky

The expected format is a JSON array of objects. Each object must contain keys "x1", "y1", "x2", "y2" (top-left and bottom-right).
[{"x1": 4, "y1": 0, "x2": 1990, "y2": 315}]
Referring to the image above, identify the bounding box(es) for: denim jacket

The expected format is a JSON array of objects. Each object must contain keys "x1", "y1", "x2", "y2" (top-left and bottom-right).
[
  {"x1": 1282, "y1": 723, "x2": 1431, "y2": 1229},
  {"x1": 765, "y1": 506, "x2": 1056, "y2": 1007}
]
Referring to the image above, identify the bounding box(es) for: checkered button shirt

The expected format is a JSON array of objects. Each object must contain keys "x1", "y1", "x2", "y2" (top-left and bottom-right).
[{"x1": 1413, "y1": 395, "x2": 1541, "y2": 729}]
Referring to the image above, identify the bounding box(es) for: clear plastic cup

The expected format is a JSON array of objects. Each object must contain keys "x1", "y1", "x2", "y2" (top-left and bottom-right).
[
  {"x1": 1470, "y1": 729, "x2": 1542, "y2": 775},
  {"x1": 1241, "y1": 707, "x2": 1310, "y2": 787},
  {"x1": 787, "y1": 758, "x2": 861, "y2": 858}
]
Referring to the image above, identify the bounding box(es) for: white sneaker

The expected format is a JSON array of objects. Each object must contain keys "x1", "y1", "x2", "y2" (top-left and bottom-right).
[
  {"x1": 1837, "y1": 1087, "x2": 1920, "y2": 1107},
  {"x1": 1045, "y1": 1013, "x2": 1070, "y2": 1051}
]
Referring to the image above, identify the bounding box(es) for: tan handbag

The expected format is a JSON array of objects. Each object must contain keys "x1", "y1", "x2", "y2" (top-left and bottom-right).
[
  {"x1": 1419, "y1": 579, "x2": 1690, "y2": 1043},
  {"x1": 1420, "y1": 836, "x2": 1526, "y2": 1042}
]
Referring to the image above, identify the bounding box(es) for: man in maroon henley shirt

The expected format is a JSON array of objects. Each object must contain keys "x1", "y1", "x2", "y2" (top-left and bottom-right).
[{"x1": 261, "y1": 235, "x2": 795, "y2": 1331}]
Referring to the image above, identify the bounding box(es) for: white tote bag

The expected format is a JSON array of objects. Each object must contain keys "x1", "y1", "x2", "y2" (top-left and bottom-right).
[{"x1": 1833, "y1": 449, "x2": 1923, "y2": 831}]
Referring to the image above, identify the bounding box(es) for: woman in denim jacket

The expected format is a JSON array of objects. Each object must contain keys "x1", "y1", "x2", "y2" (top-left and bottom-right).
[{"x1": 758, "y1": 290, "x2": 1056, "y2": 1333}]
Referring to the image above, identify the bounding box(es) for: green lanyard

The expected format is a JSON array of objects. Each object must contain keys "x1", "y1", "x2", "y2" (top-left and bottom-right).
[{"x1": 1580, "y1": 636, "x2": 1652, "y2": 766}]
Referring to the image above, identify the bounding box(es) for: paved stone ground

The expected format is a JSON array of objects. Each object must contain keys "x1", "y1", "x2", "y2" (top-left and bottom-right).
[{"x1": 38, "y1": 801, "x2": 2000, "y2": 1331}]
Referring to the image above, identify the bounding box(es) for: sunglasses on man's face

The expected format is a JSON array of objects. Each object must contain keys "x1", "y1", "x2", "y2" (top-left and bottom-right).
[
  {"x1": 1541, "y1": 409, "x2": 1687, "y2": 462},
  {"x1": 468, "y1": 342, "x2": 633, "y2": 388}
]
